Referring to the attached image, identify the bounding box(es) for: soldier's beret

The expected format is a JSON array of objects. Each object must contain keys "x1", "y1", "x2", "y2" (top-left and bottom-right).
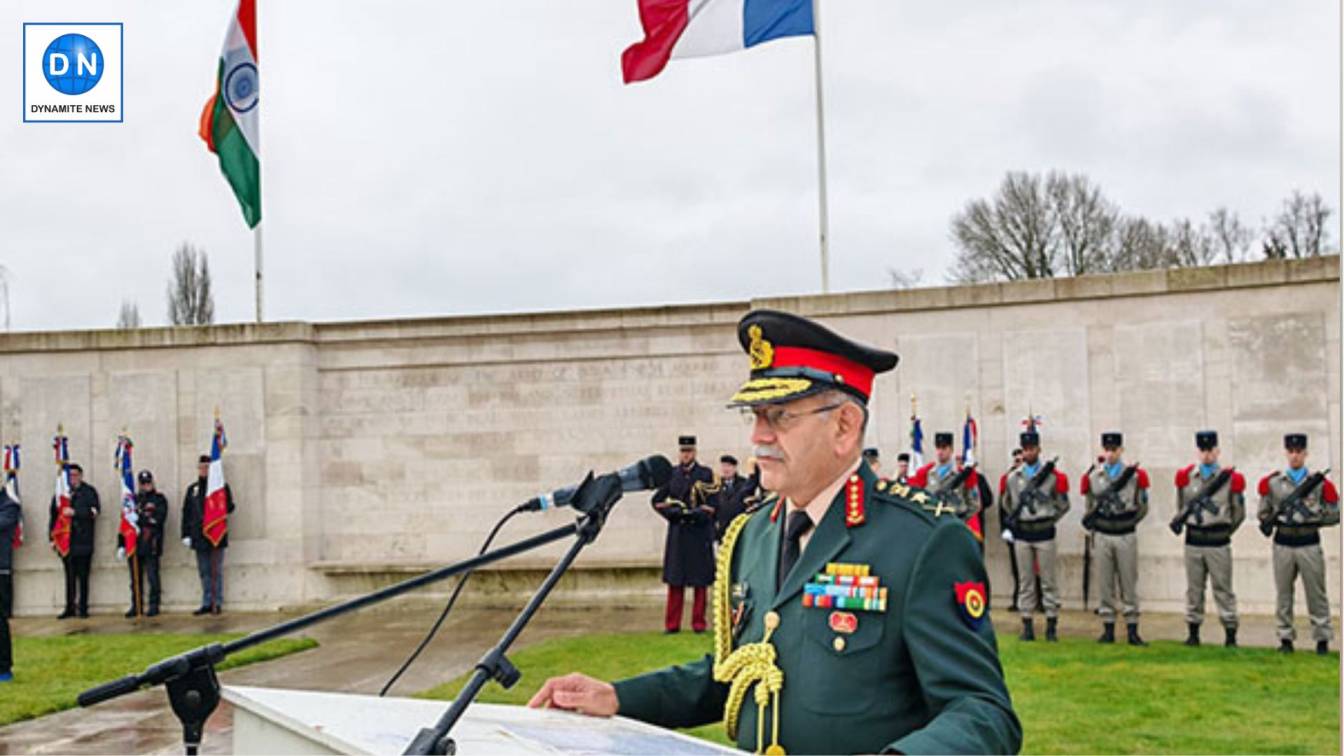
[
  {"x1": 1195, "y1": 430, "x2": 1218, "y2": 450},
  {"x1": 1019, "y1": 431, "x2": 1041, "y2": 447},
  {"x1": 896, "y1": 452, "x2": 910, "y2": 462},
  {"x1": 137, "y1": 469, "x2": 153, "y2": 483},
  {"x1": 728, "y1": 309, "x2": 898, "y2": 407},
  {"x1": 862, "y1": 447, "x2": 880, "y2": 460},
  {"x1": 1101, "y1": 432, "x2": 1122, "y2": 448},
  {"x1": 198, "y1": 454, "x2": 212, "y2": 464},
  {"x1": 678, "y1": 435, "x2": 697, "y2": 448},
  {"x1": 1285, "y1": 433, "x2": 1308, "y2": 450},
  {"x1": 934, "y1": 432, "x2": 954, "y2": 447},
  {"x1": 720, "y1": 454, "x2": 738, "y2": 465}
]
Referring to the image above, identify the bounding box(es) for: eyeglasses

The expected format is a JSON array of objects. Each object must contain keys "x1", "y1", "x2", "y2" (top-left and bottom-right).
[{"x1": 739, "y1": 402, "x2": 844, "y2": 431}]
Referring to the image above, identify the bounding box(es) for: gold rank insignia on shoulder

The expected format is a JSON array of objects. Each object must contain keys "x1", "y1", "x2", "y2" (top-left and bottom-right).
[
  {"x1": 845, "y1": 473, "x2": 866, "y2": 528},
  {"x1": 910, "y1": 490, "x2": 930, "y2": 505},
  {"x1": 921, "y1": 496, "x2": 955, "y2": 518},
  {"x1": 747, "y1": 324, "x2": 774, "y2": 370}
]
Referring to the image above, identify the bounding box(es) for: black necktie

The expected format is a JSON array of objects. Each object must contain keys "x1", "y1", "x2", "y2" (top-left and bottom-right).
[{"x1": 778, "y1": 509, "x2": 814, "y2": 589}]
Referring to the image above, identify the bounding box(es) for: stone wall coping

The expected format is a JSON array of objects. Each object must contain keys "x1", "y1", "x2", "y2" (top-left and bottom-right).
[{"x1": 0, "y1": 256, "x2": 1334, "y2": 354}]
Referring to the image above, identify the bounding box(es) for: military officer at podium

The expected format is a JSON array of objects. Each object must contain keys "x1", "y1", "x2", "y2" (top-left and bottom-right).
[{"x1": 531, "y1": 309, "x2": 1020, "y2": 755}]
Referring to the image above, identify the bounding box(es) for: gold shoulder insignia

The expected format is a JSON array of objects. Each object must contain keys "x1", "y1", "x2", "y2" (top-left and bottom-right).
[{"x1": 743, "y1": 492, "x2": 778, "y2": 515}]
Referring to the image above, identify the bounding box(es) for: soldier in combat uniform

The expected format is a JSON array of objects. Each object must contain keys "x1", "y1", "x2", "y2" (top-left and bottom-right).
[
  {"x1": 1000, "y1": 430, "x2": 1069, "y2": 642},
  {"x1": 1171, "y1": 430, "x2": 1245, "y2": 647},
  {"x1": 1258, "y1": 433, "x2": 1340, "y2": 654},
  {"x1": 909, "y1": 432, "x2": 981, "y2": 528},
  {"x1": 1081, "y1": 432, "x2": 1150, "y2": 646}
]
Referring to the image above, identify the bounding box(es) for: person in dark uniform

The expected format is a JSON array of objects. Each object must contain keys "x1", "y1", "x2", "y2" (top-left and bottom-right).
[
  {"x1": 651, "y1": 437, "x2": 717, "y2": 633},
  {"x1": 863, "y1": 447, "x2": 881, "y2": 475},
  {"x1": 182, "y1": 455, "x2": 235, "y2": 615},
  {"x1": 128, "y1": 470, "x2": 168, "y2": 617},
  {"x1": 894, "y1": 452, "x2": 911, "y2": 484},
  {"x1": 50, "y1": 464, "x2": 99, "y2": 619},
  {"x1": 531, "y1": 309, "x2": 1020, "y2": 754},
  {"x1": 710, "y1": 455, "x2": 750, "y2": 542},
  {"x1": 0, "y1": 486, "x2": 19, "y2": 681}
]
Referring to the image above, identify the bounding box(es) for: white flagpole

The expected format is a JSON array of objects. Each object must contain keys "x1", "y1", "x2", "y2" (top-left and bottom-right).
[
  {"x1": 812, "y1": 0, "x2": 831, "y2": 294},
  {"x1": 254, "y1": 224, "x2": 264, "y2": 322}
]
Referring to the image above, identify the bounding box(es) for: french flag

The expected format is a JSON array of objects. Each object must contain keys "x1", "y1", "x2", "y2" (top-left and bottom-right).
[{"x1": 622, "y1": 0, "x2": 814, "y2": 84}]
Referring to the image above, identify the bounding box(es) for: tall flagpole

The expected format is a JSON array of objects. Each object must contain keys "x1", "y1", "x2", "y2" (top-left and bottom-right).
[
  {"x1": 254, "y1": 224, "x2": 263, "y2": 322},
  {"x1": 812, "y1": 0, "x2": 831, "y2": 294}
]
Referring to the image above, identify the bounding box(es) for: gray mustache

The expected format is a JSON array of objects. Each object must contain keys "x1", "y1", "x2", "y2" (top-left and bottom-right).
[{"x1": 753, "y1": 445, "x2": 783, "y2": 459}]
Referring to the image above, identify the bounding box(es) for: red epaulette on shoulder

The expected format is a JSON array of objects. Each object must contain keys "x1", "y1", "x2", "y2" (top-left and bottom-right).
[
  {"x1": 1136, "y1": 468, "x2": 1150, "y2": 489},
  {"x1": 1258, "y1": 474, "x2": 1275, "y2": 497},
  {"x1": 1175, "y1": 464, "x2": 1195, "y2": 488},
  {"x1": 1230, "y1": 471, "x2": 1246, "y2": 494},
  {"x1": 1080, "y1": 474, "x2": 1091, "y2": 495},
  {"x1": 1054, "y1": 471, "x2": 1069, "y2": 494}
]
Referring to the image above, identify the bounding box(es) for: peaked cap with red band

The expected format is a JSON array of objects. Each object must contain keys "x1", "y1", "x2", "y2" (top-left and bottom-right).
[{"x1": 728, "y1": 309, "x2": 899, "y2": 406}]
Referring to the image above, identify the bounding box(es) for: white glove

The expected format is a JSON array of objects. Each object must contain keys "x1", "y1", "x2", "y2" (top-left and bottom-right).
[
  {"x1": 182, "y1": 537, "x2": 192, "y2": 548},
  {"x1": 1001, "y1": 529, "x2": 1015, "y2": 544},
  {"x1": 116, "y1": 546, "x2": 126, "y2": 560}
]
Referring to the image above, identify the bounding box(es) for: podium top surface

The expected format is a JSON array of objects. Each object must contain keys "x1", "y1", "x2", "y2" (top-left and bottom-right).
[{"x1": 222, "y1": 685, "x2": 737, "y2": 755}]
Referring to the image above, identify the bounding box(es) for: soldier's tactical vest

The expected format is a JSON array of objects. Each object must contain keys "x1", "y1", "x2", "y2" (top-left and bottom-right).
[
  {"x1": 1086, "y1": 465, "x2": 1142, "y2": 536},
  {"x1": 1177, "y1": 465, "x2": 1237, "y2": 547},
  {"x1": 1005, "y1": 466, "x2": 1063, "y2": 541},
  {"x1": 1265, "y1": 471, "x2": 1334, "y2": 547}
]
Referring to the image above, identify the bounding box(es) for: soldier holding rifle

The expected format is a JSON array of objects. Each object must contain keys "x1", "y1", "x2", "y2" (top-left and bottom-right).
[
  {"x1": 1257, "y1": 433, "x2": 1339, "y2": 654},
  {"x1": 1170, "y1": 430, "x2": 1244, "y2": 647},
  {"x1": 1000, "y1": 430, "x2": 1069, "y2": 642},
  {"x1": 1081, "y1": 432, "x2": 1150, "y2": 646}
]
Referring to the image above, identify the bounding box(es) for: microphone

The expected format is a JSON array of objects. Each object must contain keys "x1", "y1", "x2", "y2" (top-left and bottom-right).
[{"x1": 521, "y1": 455, "x2": 673, "y2": 513}]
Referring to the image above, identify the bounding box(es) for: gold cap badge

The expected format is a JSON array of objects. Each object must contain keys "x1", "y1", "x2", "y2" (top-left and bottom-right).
[{"x1": 748, "y1": 324, "x2": 774, "y2": 370}]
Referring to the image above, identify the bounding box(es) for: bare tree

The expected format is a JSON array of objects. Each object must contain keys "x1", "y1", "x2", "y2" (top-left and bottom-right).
[
  {"x1": 1047, "y1": 172, "x2": 1118, "y2": 276},
  {"x1": 1169, "y1": 218, "x2": 1218, "y2": 268},
  {"x1": 1110, "y1": 216, "x2": 1174, "y2": 271},
  {"x1": 1207, "y1": 207, "x2": 1251, "y2": 263},
  {"x1": 116, "y1": 300, "x2": 141, "y2": 329},
  {"x1": 950, "y1": 172, "x2": 1057, "y2": 282},
  {"x1": 887, "y1": 267, "x2": 925, "y2": 290},
  {"x1": 1264, "y1": 191, "x2": 1333, "y2": 258},
  {"x1": 166, "y1": 243, "x2": 215, "y2": 326}
]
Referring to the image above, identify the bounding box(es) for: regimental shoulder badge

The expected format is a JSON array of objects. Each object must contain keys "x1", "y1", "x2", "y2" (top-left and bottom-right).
[
  {"x1": 747, "y1": 324, "x2": 774, "y2": 370},
  {"x1": 954, "y1": 581, "x2": 988, "y2": 629}
]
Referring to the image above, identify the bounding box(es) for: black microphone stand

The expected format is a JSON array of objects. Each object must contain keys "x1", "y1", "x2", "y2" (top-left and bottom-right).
[{"x1": 76, "y1": 471, "x2": 623, "y2": 756}]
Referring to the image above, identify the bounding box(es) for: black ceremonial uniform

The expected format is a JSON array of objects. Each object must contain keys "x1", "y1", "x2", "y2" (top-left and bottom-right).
[
  {"x1": 711, "y1": 470, "x2": 756, "y2": 542},
  {"x1": 652, "y1": 461, "x2": 717, "y2": 587}
]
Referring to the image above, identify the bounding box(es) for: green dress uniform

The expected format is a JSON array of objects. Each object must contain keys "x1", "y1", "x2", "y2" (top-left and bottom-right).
[{"x1": 612, "y1": 309, "x2": 1021, "y2": 755}]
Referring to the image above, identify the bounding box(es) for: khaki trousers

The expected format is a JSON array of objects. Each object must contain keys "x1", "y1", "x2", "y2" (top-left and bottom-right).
[
  {"x1": 1095, "y1": 532, "x2": 1139, "y2": 622},
  {"x1": 1013, "y1": 538, "x2": 1059, "y2": 619},
  {"x1": 1273, "y1": 543, "x2": 1333, "y2": 642},
  {"x1": 1183, "y1": 544, "x2": 1237, "y2": 628}
]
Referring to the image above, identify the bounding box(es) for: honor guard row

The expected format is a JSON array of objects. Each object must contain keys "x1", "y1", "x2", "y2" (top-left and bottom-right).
[{"x1": 1000, "y1": 426, "x2": 1339, "y2": 654}]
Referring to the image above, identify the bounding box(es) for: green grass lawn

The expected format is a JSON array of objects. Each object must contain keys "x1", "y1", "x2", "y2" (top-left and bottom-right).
[
  {"x1": 0, "y1": 633, "x2": 317, "y2": 727},
  {"x1": 418, "y1": 632, "x2": 1340, "y2": 754}
]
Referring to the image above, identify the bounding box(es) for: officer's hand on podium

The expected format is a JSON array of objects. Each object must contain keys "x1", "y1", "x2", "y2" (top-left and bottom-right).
[{"x1": 527, "y1": 673, "x2": 618, "y2": 717}]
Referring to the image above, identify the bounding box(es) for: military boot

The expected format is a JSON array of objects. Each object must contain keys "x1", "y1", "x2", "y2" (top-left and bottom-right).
[
  {"x1": 1184, "y1": 623, "x2": 1200, "y2": 646},
  {"x1": 1126, "y1": 623, "x2": 1147, "y2": 646},
  {"x1": 1045, "y1": 617, "x2": 1058, "y2": 642},
  {"x1": 1097, "y1": 622, "x2": 1115, "y2": 644},
  {"x1": 1317, "y1": 641, "x2": 1329, "y2": 656},
  {"x1": 1278, "y1": 639, "x2": 1294, "y2": 654},
  {"x1": 1020, "y1": 618, "x2": 1035, "y2": 641},
  {"x1": 1224, "y1": 627, "x2": 1237, "y2": 648}
]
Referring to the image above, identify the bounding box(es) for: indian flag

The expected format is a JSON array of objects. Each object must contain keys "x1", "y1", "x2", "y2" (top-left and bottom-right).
[{"x1": 199, "y1": 0, "x2": 260, "y2": 228}]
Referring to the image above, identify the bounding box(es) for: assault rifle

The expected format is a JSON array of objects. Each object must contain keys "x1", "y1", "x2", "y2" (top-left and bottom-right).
[
  {"x1": 1259, "y1": 468, "x2": 1331, "y2": 537},
  {"x1": 1002, "y1": 457, "x2": 1058, "y2": 532},
  {"x1": 931, "y1": 463, "x2": 978, "y2": 515},
  {"x1": 1169, "y1": 467, "x2": 1233, "y2": 536},
  {"x1": 1081, "y1": 462, "x2": 1141, "y2": 531}
]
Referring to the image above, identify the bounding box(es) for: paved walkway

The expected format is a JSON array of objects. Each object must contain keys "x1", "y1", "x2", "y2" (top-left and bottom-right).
[{"x1": 0, "y1": 605, "x2": 1327, "y2": 753}]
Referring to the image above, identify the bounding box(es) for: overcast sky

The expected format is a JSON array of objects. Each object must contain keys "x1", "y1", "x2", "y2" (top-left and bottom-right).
[{"x1": 1, "y1": 1, "x2": 1338, "y2": 331}]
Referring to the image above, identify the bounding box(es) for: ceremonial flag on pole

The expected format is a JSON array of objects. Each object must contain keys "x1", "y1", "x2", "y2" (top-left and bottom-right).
[
  {"x1": 199, "y1": 0, "x2": 260, "y2": 228},
  {"x1": 115, "y1": 436, "x2": 138, "y2": 559},
  {"x1": 962, "y1": 412, "x2": 978, "y2": 467},
  {"x1": 910, "y1": 416, "x2": 924, "y2": 469},
  {"x1": 5, "y1": 445, "x2": 21, "y2": 549},
  {"x1": 50, "y1": 430, "x2": 72, "y2": 557},
  {"x1": 202, "y1": 418, "x2": 230, "y2": 547},
  {"x1": 622, "y1": 0, "x2": 815, "y2": 83}
]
